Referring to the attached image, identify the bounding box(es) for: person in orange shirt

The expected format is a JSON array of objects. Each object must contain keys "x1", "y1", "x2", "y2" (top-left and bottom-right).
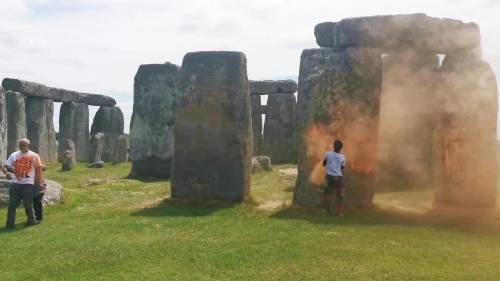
[{"x1": 2, "y1": 138, "x2": 44, "y2": 230}]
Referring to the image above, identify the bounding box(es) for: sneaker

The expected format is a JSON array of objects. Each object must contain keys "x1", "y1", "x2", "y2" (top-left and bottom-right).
[{"x1": 25, "y1": 221, "x2": 40, "y2": 227}]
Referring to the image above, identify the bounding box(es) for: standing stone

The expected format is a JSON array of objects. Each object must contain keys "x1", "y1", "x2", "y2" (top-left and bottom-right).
[
  {"x1": 60, "y1": 139, "x2": 76, "y2": 171},
  {"x1": 262, "y1": 93, "x2": 297, "y2": 164},
  {"x1": 89, "y1": 132, "x2": 105, "y2": 163},
  {"x1": 5, "y1": 91, "x2": 27, "y2": 156},
  {"x1": 90, "y1": 106, "x2": 124, "y2": 162},
  {"x1": 172, "y1": 51, "x2": 252, "y2": 202},
  {"x1": 59, "y1": 102, "x2": 89, "y2": 162},
  {"x1": 376, "y1": 51, "x2": 439, "y2": 190},
  {"x1": 293, "y1": 48, "x2": 382, "y2": 207},
  {"x1": 129, "y1": 63, "x2": 180, "y2": 178},
  {"x1": 90, "y1": 106, "x2": 124, "y2": 135},
  {"x1": 0, "y1": 87, "x2": 6, "y2": 161},
  {"x1": 433, "y1": 53, "x2": 498, "y2": 208},
  {"x1": 251, "y1": 95, "x2": 263, "y2": 156},
  {"x1": 112, "y1": 134, "x2": 128, "y2": 164},
  {"x1": 26, "y1": 98, "x2": 57, "y2": 162}
]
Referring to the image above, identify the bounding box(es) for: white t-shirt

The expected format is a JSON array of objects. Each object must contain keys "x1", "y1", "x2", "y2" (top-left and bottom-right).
[
  {"x1": 325, "y1": 151, "x2": 346, "y2": 176},
  {"x1": 5, "y1": 150, "x2": 42, "y2": 185}
]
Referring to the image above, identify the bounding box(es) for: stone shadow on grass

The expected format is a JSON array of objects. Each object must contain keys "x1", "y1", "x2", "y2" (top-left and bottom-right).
[
  {"x1": 270, "y1": 205, "x2": 500, "y2": 235},
  {"x1": 126, "y1": 175, "x2": 170, "y2": 184},
  {"x1": 130, "y1": 198, "x2": 236, "y2": 218}
]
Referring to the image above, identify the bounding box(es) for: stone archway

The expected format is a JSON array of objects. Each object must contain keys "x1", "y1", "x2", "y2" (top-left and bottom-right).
[
  {"x1": 1, "y1": 78, "x2": 124, "y2": 164},
  {"x1": 249, "y1": 80, "x2": 298, "y2": 164},
  {"x1": 293, "y1": 14, "x2": 498, "y2": 209}
]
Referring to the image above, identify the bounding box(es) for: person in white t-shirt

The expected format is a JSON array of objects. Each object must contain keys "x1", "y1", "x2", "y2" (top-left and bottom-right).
[
  {"x1": 322, "y1": 139, "x2": 346, "y2": 216},
  {"x1": 2, "y1": 138, "x2": 44, "y2": 229}
]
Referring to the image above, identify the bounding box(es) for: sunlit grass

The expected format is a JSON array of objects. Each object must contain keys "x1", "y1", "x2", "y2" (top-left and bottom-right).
[{"x1": 0, "y1": 162, "x2": 499, "y2": 281}]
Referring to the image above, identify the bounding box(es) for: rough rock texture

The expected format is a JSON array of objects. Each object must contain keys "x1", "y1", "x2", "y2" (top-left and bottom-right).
[
  {"x1": 257, "y1": 105, "x2": 267, "y2": 114},
  {"x1": 59, "y1": 102, "x2": 89, "y2": 162},
  {"x1": 88, "y1": 161, "x2": 104, "y2": 168},
  {"x1": 129, "y1": 63, "x2": 180, "y2": 178},
  {"x1": 293, "y1": 48, "x2": 382, "y2": 207},
  {"x1": 251, "y1": 95, "x2": 263, "y2": 156},
  {"x1": 60, "y1": 139, "x2": 76, "y2": 171},
  {"x1": 90, "y1": 106, "x2": 124, "y2": 136},
  {"x1": 0, "y1": 179, "x2": 63, "y2": 207},
  {"x1": 0, "y1": 87, "x2": 6, "y2": 161},
  {"x1": 376, "y1": 51, "x2": 439, "y2": 191},
  {"x1": 112, "y1": 134, "x2": 128, "y2": 164},
  {"x1": 251, "y1": 156, "x2": 272, "y2": 173},
  {"x1": 250, "y1": 80, "x2": 298, "y2": 95},
  {"x1": 433, "y1": 53, "x2": 498, "y2": 208},
  {"x1": 172, "y1": 51, "x2": 252, "y2": 202},
  {"x1": 90, "y1": 106, "x2": 124, "y2": 162},
  {"x1": 262, "y1": 93, "x2": 297, "y2": 164},
  {"x1": 315, "y1": 14, "x2": 481, "y2": 53},
  {"x1": 5, "y1": 91, "x2": 27, "y2": 156},
  {"x1": 89, "y1": 132, "x2": 105, "y2": 163},
  {"x1": 2, "y1": 78, "x2": 116, "y2": 106},
  {"x1": 26, "y1": 98, "x2": 57, "y2": 162}
]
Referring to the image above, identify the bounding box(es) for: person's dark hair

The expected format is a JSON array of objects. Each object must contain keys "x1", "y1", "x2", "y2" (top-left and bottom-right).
[{"x1": 333, "y1": 139, "x2": 343, "y2": 153}]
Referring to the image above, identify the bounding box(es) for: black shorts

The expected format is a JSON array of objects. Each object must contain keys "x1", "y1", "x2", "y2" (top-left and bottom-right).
[{"x1": 325, "y1": 175, "x2": 343, "y2": 195}]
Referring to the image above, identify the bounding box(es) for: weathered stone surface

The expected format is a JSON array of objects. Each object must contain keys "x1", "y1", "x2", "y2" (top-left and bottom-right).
[
  {"x1": 89, "y1": 132, "x2": 105, "y2": 163},
  {"x1": 172, "y1": 51, "x2": 252, "y2": 202},
  {"x1": 88, "y1": 161, "x2": 104, "y2": 168},
  {"x1": 251, "y1": 95, "x2": 263, "y2": 156},
  {"x1": 250, "y1": 80, "x2": 298, "y2": 95},
  {"x1": 59, "y1": 102, "x2": 89, "y2": 162},
  {"x1": 0, "y1": 179, "x2": 63, "y2": 207},
  {"x1": 252, "y1": 156, "x2": 272, "y2": 174},
  {"x1": 5, "y1": 91, "x2": 27, "y2": 156},
  {"x1": 257, "y1": 105, "x2": 267, "y2": 114},
  {"x1": 2, "y1": 78, "x2": 116, "y2": 106},
  {"x1": 433, "y1": 53, "x2": 497, "y2": 208},
  {"x1": 90, "y1": 106, "x2": 124, "y2": 136},
  {"x1": 112, "y1": 134, "x2": 128, "y2": 164},
  {"x1": 26, "y1": 98, "x2": 57, "y2": 162},
  {"x1": 90, "y1": 106, "x2": 124, "y2": 162},
  {"x1": 251, "y1": 157, "x2": 263, "y2": 174},
  {"x1": 315, "y1": 14, "x2": 481, "y2": 53},
  {"x1": 293, "y1": 48, "x2": 382, "y2": 207},
  {"x1": 0, "y1": 87, "x2": 6, "y2": 161},
  {"x1": 60, "y1": 139, "x2": 76, "y2": 171},
  {"x1": 129, "y1": 63, "x2": 180, "y2": 178},
  {"x1": 376, "y1": 51, "x2": 439, "y2": 191},
  {"x1": 262, "y1": 93, "x2": 297, "y2": 164}
]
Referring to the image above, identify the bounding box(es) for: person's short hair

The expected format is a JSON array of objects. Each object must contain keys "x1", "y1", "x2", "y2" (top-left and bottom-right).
[
  {"x1": 333, "y1": 139, "x2": 343, "y2": 152},
  {"x1": 18, "y1": 138, "x2": 30, "y2": 146}
]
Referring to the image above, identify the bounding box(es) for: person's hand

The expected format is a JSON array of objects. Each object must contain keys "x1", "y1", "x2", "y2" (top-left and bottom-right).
[{"x1": 5, "y1": 173, "x2": 13, "y2": 180}]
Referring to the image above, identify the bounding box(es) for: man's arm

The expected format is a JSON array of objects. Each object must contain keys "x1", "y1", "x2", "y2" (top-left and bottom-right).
[
  {"x1": 34, "y1": 155, "x2": 45, "y2": 187},
  {"x1": 2, "y1": 155, "x2": 15, "y2": 179}
]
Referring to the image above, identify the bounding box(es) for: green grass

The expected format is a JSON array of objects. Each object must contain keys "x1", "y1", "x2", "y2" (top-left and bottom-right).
[{"x1": 0, "y1": 163, "x2": 500, "y2": 281}]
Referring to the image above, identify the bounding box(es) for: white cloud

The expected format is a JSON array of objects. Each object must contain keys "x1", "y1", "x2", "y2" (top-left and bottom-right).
[{"x1": 0, "y1": 0, "x2": 499, "y2": 134}]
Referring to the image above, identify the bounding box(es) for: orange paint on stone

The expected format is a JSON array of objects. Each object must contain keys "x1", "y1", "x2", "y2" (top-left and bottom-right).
[{"x1": 304, "y1": 100, "x2": 379, "y2": 187}]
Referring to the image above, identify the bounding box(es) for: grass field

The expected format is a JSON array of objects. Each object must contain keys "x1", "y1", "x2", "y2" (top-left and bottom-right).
[{"x1": 1, "y1": 163, "x2": 500, "y2": 281}]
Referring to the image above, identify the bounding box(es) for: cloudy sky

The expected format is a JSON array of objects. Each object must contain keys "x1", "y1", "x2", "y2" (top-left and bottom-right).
[{"x1": 1, "y1": 0, "x2": 499, "y2": 132}]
